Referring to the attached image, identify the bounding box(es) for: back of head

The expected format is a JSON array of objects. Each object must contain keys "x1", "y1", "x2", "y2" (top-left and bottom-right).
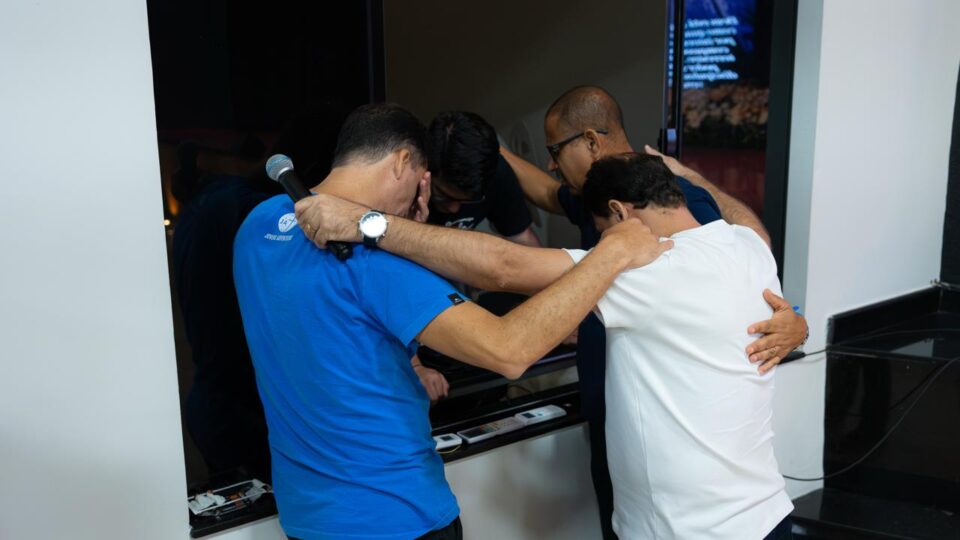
[
  {"x1": 428, "y1": 111, "x2": 499, "y2": 197},
  {"x1": 546, "y1": 85, "x2": 625, "y2": 135},
  {"x1": 583, "y1": 153, "x2": 686, "y2": 217},
  {"x1": 332, "y1": 103, "x2": 427, "y2": 169}
]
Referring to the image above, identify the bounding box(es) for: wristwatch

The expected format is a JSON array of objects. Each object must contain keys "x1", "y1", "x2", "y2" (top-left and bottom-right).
[{"x1": 358, "y1": 210, "x2": 388, "y2": 247}]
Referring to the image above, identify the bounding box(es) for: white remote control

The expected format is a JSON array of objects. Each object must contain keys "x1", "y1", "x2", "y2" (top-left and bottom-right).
[
  {"x1": 456, "y1": 417, "x2": 525, "y2": 444},
  {"x1": 433, "y1": 433, "x2": 462, "y2": 451},
  {"x1": 515, "y1": 405, "x2": 567, "y2": 426}
]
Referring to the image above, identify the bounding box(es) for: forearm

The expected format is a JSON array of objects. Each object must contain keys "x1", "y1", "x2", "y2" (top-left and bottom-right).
[
  {"x1": 681, "y1": 168, "x2": 771, "y2": 247},
  {"x1": 492, "y1": 239, "x2": 626, "y2": 377},
  {"x1": 417, "y1": 218, "x2": 668, "y2": 379},
  {"x1": 500, "y1": 147, "x2": 563, "y2": 215},
  {"x1": 295, "y1": 194, "x2": 566, "y2": 293},
  {"x1": 383, "y1": 218, "x2": 522, "y2": 291}
]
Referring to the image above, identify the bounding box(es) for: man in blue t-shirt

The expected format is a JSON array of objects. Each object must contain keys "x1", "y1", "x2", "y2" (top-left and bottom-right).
[
  {"x1": 295, "y1": 88, "x2": 806, "y2": 540},
  {"x1": 233, "y1": 103, "x2": 671, "y2": 540}
]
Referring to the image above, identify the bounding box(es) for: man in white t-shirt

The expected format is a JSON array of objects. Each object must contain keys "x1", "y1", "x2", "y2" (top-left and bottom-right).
[{"x1": 566, "y1": 153, "x2": 794, "y2": 540}]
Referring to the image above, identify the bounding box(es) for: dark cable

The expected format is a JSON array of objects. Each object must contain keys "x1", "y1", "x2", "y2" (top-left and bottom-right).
[
  {"x1": 788, "y1": 328, "x2": 960, "y2": 363},
  {"x1": 784, "y1": 357, "x2": 956, "y2": 482}
]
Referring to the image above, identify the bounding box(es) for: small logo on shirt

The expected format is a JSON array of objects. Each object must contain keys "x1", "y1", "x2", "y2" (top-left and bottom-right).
[
  {"x1": 278, "y1": 213, "x2": 297, "y2": 232},
  {"x1": 448, "y1": 294, "x2": 465, "y2": 306},
  {"x1": 445, "y1": 217, "x2": 477, "y2": 230}
]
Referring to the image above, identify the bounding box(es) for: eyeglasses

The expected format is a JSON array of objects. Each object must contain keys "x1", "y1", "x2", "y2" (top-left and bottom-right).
[
  {"x1": 432, "y1": 192, "x2": 485, "y2": 205},
  {"x1": 546, "y1": 129, "x2": 609, "y2": 160},
  {"x1": 431, "y1": 183, "x2": 485, "y2": 205}
]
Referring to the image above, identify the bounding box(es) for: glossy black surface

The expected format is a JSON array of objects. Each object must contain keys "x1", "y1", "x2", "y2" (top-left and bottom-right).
[
  {"x1": 832, "y1": 314, "x2": 960, "y2": 361},
  {"x1": 829, "y1": 288, "x2": 941, "y2": 345},
  {"x1": 420, "y1": 344, "x2": 576, "y2": 398},
  {"x1": 792, "y1": 488, "x2": 960, "y2": 540},
  {"x1": 431, "y1": 385, "x2": 584, "y2": 463},
  {"x1": 824, "y1": 351, "x2": 959, "y2": 512},
  {"x1": 823, "y1": 286, "x2": 960, "y2": 517}
]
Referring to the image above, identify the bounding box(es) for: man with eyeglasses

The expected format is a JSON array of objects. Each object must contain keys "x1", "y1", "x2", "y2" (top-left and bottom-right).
[
  {"x1": 414, "y1": 111, "x2": 545, "y2": 401},
  {"x1": 426, "y1": 111, "x2": 541, "y2": 247}
]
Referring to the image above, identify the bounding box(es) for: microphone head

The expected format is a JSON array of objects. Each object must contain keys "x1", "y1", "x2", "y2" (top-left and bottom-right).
[{"x1": 265, "y1": 154, "x2": 294, "y2": 181}]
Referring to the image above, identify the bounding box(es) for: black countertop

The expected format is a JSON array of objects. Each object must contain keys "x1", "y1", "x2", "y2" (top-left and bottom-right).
[{"x1": 431, "y1": 384, "x2": 584, "y2": 463}]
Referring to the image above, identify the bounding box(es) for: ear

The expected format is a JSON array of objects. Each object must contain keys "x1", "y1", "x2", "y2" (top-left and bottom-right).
[
  {"x1": 393, "y1": 148, "x2": 411, "y2": 180},
  {"x1": 608, "y1": 200, "x2": 629, "y2": 222},
  {"x1": 584, "y1": 129, "x2": 604, "y2": 159}
]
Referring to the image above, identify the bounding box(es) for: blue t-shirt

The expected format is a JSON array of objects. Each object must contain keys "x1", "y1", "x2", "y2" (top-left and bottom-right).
[
  {"x1": 233, "y1": 195, "x2": 461, "y2": 540},
  {"x1": 556, "y1": 177, "x2": 721, "y2": 424}
]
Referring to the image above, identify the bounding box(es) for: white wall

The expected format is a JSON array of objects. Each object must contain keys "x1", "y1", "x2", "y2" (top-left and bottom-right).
[
  {"x1": 0, "y1": 1, "x2": 189, "y2": 539},
  {"x1": 445, "y1": 425, "x2": 600, "y2": 540},
  {"x1": 777, "y1": 0, "x2": 960, "y2": 498}
]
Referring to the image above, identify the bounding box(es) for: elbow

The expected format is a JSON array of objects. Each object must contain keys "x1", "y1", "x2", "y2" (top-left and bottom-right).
[
  {"x1": 500, "y1": 364, "x2": 525, "y2": 381},
  {"x1": 492, "y1": 341, "x2": 541, "y2": 381},
  {"x1": 488, "y1": 242, "x2": 519, "y2": 292},
  {"x1": 492, "y1": 270, "x2": 512, "y2": 293},
  {"x1": 489, "y1": 347, "x2": 525, "y2": 380}
]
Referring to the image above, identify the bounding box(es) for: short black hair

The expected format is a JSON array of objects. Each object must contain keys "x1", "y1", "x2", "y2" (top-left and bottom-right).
[
  {"x1": 583, "y1": 153, "x2": 686, "y2": 217},
  {"x1": 332, "y1": 103, "x2": 427, "y2": 169},
  {"x1": 546, "y1": 86, "x2": 625, "y2": 135},
  {"x1": 427, "y1": 111, "x2": 499, "y2": 196}
]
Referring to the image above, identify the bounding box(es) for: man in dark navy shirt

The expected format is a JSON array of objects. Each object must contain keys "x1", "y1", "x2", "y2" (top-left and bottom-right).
[
  {"x1": 501, "y1": 86, "x2": 784, "y2": 539},
  {"x1": 426, "y1": 111, "x2": 541, "y2": 247}
]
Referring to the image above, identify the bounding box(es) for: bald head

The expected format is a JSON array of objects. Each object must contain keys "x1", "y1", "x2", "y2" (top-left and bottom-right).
[{"x1": 546, "y1": 86, "x2": 625, "y2": 136}]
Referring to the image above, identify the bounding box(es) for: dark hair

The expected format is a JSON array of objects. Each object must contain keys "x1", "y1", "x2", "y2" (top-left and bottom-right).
[
  {"x1": 546, "y1": 85, "x2": 625, "y2": 134},
  {"x1": 427, "y1": 111, "x2": 499, "y2": 196},
  {"x1": 332, "y1": 103, "x2": 427, "y2": 169},
  {"x1": 583, "y1": 153, "x2": 686, "y2": 217}
]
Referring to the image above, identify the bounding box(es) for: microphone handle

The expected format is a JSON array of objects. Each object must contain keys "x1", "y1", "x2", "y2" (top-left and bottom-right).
[
  {"x1": 277, "y1": 171, "x2": 353, "y2": 261},
  {"x1": 277, "y1": 171, "x2": 312, "y2": 201}
]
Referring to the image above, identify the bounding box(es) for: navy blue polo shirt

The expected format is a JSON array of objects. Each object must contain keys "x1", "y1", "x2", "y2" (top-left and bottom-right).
[{"x1": 557, "y1": 177, "x2": 722, "y2": 424}]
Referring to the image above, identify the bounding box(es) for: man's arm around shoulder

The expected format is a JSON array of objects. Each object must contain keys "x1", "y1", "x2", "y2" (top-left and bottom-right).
[
  {"x1": 417, "y1": 219, "x2": 672, "y2": 379},
  {"x1": 500, "y1": 146, "x2": 564, "y2": 216},
  {"x1": 296, "y1": 194, "x2": 570, "y2": 295}
]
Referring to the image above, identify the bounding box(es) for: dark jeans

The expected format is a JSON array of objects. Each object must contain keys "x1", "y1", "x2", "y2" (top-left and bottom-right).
[
  {"x1": 287, "y1": 517, "x2": 461, "y2": 540},
  {"x1": 587, "y1": 420, "x2": 618, "y2": 540},
  {"x1": 763, "y1": 516, "x2": 793, "y2": 540},
  {"x1": 416, "y1": 516, "x2": 462, "y2": 540}
]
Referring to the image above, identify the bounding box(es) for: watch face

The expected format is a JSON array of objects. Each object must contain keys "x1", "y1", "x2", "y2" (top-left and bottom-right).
[{"x1": 359, "y1": 212, "x2": 387, "y2": 238}]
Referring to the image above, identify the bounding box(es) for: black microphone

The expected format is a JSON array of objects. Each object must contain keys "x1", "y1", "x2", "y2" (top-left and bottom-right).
[{"x1": 265, "y1": 154, "x2": 353, "y2": 261}]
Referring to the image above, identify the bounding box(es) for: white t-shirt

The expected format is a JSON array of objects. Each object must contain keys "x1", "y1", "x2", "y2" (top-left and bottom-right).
[{"x1": 566, "y1": 220, "x2": 793, "y2": 540}]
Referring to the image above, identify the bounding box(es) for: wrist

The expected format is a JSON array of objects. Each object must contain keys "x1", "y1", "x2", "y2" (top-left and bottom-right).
[
  {"x1": 352, "y1": 208, "x2": 367, "y2": 242},
  {"x1": 357, "y1": 209, "x2": 389, "y2": 245},
  {"x1": 596, "y1": 236, "x2": 632, "y2": 272}
]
